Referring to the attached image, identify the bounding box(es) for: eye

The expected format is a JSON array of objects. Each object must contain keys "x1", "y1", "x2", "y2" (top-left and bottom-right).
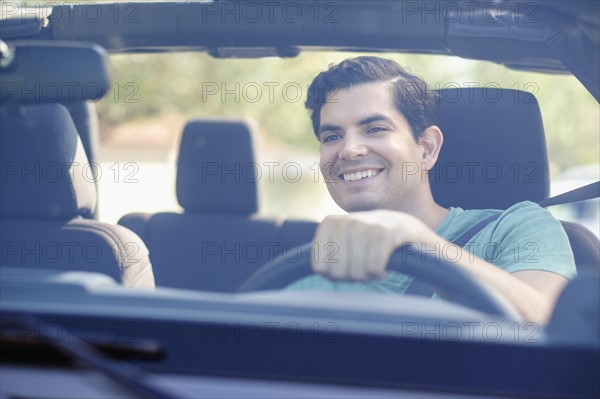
[
  {"x1": 321, "y1": 134, "x2": 341, "y2": 143},
  {"x1": 366, "y1": 126, "x2": 386, "y2": 134}
]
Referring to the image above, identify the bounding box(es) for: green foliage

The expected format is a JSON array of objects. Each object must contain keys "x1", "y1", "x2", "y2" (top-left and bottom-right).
[{"x1": 97, "y1": 51, "x2": 599, "y2": 171}]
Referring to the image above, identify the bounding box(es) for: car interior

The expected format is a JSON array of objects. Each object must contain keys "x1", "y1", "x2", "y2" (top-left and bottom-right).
[
  {"x1": 112, "y1": 85, "x2": 600, "y2": 293},
  {"x1": 0, "y1": 1, "x2": 599, "y2": 397},
  {"x1": 0, "y1": 59, "x2": 155, "y2": 287},
  {"x1": 3, "y1": 64, "x2": 597, "y2": 291},
  {"x1": 118, "y1": 119, "x2": 318, "y2": 291}
]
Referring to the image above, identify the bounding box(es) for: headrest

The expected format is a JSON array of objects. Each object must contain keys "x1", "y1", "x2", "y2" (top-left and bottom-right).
[
  {"x1": 64, "y1": 102, "x2": 100, "y2": 168},
  {"x1": 176, "y1": 119, "x2": 258, "y2": 214},
  {"x1": 0, "y1": 41, "x2": 110, "y2": 104},
  {"x1": 430, "y1": 88, "x2": 549, "y2": 210},
  {"x1": 0, "y1": 103, "x2": 97, "y2": 218}
]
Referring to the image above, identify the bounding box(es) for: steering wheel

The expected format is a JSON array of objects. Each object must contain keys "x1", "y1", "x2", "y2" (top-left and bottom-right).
[{"x1": 238, "y1": 243, "x2": 521, "y2": 320}]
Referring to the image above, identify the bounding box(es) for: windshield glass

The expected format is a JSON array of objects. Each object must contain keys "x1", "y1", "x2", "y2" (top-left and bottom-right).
[
  {"x1": 1, "y1": 3, "x2": 598, "y2": 397},
  {"x1": 94, "y1": 52, "x2": 599, "y2": 228}
]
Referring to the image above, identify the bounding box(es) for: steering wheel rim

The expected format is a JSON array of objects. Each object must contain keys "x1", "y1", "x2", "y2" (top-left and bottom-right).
[{"x1": 238, "y1": 243, "x2": 522, "y2": 320}]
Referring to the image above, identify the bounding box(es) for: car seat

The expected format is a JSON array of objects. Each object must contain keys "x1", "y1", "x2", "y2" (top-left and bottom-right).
[
  {"x1": 1, "y1": 42, "x2": 155, "y2": 287},
  {"x1": 432, "y1": 88, "x2": 599, "y2": 273},
  {"x1": 64, "y1": 101, "x2": 101, "y2": 218},
  {"x1": 119, "y1": 120, "x2": 316, "y2": 291}
]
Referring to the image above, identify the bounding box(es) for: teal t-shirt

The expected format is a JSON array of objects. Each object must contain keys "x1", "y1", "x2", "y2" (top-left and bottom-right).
[{"x1": 285, "y1": 201, "x2": 577, "y2": 293}]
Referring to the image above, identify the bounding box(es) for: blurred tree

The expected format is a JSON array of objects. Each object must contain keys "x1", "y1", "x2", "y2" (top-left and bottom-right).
[{"x1": 97, "y1": 52, "x2": 598, "y2": 172}]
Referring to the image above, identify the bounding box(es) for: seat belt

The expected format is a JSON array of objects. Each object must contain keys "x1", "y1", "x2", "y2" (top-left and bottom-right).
[
  {"x1": 538, "y1": 181, "x2": 599, "y2": 208},
  {"x1": 405, "y1": 181, "x2": 599, "y2": 297},
  {"x1": 405, "y1": 213, "x2": 501, "y2": 296}
]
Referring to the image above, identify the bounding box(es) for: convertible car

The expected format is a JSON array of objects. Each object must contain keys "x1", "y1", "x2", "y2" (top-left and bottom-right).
[{"x1": 1, "y1": 1, "x2": 599, "y2": 398}]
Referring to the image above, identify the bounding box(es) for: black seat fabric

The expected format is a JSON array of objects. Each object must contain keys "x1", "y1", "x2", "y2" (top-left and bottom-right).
[
  {"x1": 560, "y1": 221, "x2": 600, "y2": 274},
  {"x1": 432, "y1": 88, "x2": 549, "y2": 210},
  {"x1": 119, "y1": 120, "x2": 316, "y2": 292},
  {"x1": 433, "y1": 88, "x2": 598, "y2": 273},
  {"x1": 177, "y1": 120, "x2": 258, "y2": 214},
  {"x1": 123, "y1": 213, "x2": 279, "y2": 291},
  {"x1": 0, "y1": 104, "x2": 155, "y2": 287},
  {"x1": 63, "y1": 102, "x2": 101, "y2": 219},
  {"x1": 64, "y1": 102, "x2": 100, "y2": 171}
]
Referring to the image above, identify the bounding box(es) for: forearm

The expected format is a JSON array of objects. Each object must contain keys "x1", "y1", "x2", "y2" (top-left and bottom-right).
[
  {"x1": 452, "y1": 249, "x2": 552, "y2": 324},
  {"x1": 416, "y1": 232, "x2": 554, "y2": 325}
]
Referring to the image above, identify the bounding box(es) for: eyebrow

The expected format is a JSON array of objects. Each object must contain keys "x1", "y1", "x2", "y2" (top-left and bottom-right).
[
  {"x1": 358, "y1": 113, "x2": 396, "y2": 127},
  {"x1": 318, "y1": 123, "x2": 340, "y2": 136},
  {"x1": 318, "y1": 113, "x2": 396, "y2": 136}
]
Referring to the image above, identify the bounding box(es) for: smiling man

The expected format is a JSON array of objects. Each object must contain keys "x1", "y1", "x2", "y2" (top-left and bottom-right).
[{"x1": 287, "y1": 56, "x2": 577, "y2": 324}]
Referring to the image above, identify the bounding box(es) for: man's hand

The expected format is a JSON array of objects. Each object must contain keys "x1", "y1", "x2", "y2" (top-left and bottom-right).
[
  {"x1": 312, "y1": 210, "x2": 433, "y2": 281},
  {"x1": 311, "y1": 209, "x2": 569, "y2": 324}
]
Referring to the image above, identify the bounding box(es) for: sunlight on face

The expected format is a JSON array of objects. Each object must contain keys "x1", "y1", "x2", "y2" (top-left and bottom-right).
[{"x1": 318, "y1": 82, "x2": 427, "y2": 212}]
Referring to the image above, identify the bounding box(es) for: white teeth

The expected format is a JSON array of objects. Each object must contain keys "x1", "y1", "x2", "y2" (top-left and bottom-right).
[{"x1": 343, "y1": 169, "x2": 380, "y2": 181}]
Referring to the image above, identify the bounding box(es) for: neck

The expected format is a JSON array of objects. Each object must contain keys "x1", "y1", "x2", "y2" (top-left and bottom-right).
[
  {"x1": 413, "y1": 201, "x2": 449, "y2": 231},
  {"x1": 392, "y1": 190, "x2": 449, "y2": 231}
]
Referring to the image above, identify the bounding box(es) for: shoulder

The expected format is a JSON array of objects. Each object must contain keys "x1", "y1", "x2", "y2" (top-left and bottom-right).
[
  {"x1": 476, "y1": 200, "x2": 568, "y2": 242},
  {"x1": 495, "y1": 200, "x2": 563, "y2": 230},
  {"x1": 502, "y1": 200, "x2": 551, "y2": 215}
]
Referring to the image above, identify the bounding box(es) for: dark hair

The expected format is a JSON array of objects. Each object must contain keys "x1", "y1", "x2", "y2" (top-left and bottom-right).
[{"x1": 305, "y1": 56, "x2": 439, "y2": 140}]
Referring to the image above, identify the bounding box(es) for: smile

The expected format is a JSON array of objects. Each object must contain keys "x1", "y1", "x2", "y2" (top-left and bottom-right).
[{"x1": 341, "y1": 169, "x2": 383, "y2": 182}]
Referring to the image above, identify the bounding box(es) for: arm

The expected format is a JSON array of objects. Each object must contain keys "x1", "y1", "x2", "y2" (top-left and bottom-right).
[{"x1": 312, "y1": 209, "x2": 573, "y2": 324}]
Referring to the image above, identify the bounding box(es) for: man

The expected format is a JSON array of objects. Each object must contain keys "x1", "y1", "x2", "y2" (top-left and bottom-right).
[{"x1": 287, "y1": 56, "x2": 576, "y2": 325}]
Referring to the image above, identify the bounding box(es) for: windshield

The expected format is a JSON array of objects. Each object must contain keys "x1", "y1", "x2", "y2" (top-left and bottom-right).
[
  {"x1": 95, "y1": 52, "x2": 599, "y2": 224},
  {"x1": 1, "y1": 2, "x2": 599, "y2": 398}
]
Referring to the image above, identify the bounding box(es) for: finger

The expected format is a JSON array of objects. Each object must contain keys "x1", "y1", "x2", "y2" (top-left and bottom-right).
[
  {"x1": 313, "y1": 216, "x2": 349, "y2": 279},
  {"x1": 326, "y1": 219, "x2": 350, "y2": 280},
  {"x1": 347, "y1": 222, "x2": 370, "y2": 281},
  {"x1": 312, "y1": 216, "x2": 338, "y2": 274},
  {"x1": 366, "y1": 231, "x2": 396, "y2": 279}
]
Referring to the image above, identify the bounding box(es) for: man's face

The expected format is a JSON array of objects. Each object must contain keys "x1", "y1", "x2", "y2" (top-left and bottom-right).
[{"x1": 318, "y1": 82, "x2": 427, "y2": 212}]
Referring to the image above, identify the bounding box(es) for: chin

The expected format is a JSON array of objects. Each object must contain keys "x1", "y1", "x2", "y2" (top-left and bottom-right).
[{"x1": 336, "y1": 198, "x2": 382, "y2": 213}]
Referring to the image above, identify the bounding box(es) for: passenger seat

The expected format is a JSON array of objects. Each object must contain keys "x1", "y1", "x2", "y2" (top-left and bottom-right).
[
  {"x1": 64, "y1": 101, "x2": 101, "y2": 218},
  {"x1": 0, "y1": 104, "x2": 155, "y2": 287}
]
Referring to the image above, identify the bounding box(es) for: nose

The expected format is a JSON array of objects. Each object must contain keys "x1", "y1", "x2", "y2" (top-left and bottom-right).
[{"x1": 338, "y1": 132, "x2": 368, "y2": 160}]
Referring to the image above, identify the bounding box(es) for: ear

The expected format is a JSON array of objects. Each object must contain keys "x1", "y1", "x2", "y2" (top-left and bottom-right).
[{"x1": 418, "y1": 125, "x2": 443, "y2": 172}]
